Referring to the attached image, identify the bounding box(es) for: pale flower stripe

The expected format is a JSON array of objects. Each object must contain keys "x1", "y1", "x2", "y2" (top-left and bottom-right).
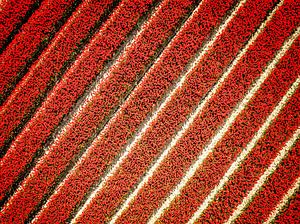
[
  {"x1": 108, "y1": 0, "x2": 251, "y2": 223},
  {"x1": 32, "y1": 0, "x2": 168, "y2": 221},
  {"x1": 189, "y1": 76, "x2": 300, "y2": 224},
  {"x1": 4, "y1": 0, "x2": 130, "y2": 162},
  {"x1": 224, "y1": 127, "x2": 300, "y2": 224},
  {"x1": 71, "y1": 0, "x2": 227, "y2": 221},
  {"x1": 149, "y1": 22, "x2": 300, "y2": 224},
  {"x1": 0, "y1": 0, "x2": 133, "y2": 209},
  {"x1": 42, "y1": 0, "x2": 157, "y2": 154},
  {"x1": 70, "y1": 0, "x2": 210, "y2": 222},
  {"x1": 1, "y1": 0, "x2": 86, "y2": 111},
  {"x1": 264, "y1": 176, "x2": 300, "y2": 224}
]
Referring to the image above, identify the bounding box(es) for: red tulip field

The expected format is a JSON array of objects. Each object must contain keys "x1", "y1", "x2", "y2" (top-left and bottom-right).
[{"x1": 0, "y1": 0, "x2": 299, "y2": 223}]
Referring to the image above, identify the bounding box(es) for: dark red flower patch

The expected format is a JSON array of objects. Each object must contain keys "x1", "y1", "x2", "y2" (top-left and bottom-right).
[
  {"x1": 27, "y1": 0, "x2": 197, "y2": 222},
  {"x1": 75, "y1": 0, "x2": 281, "y2": 223},
  {"x1": 0, "y1": 0, "x2": 115, "y2": 151},
  {"x1": 0, "y1": 0, "x2": 36, "y2": 49},
  {"x1": 0, "y1": 0, "x2": 154, "y2": 221},
  {"x1": 0, "y1": 0, "x2": 299, "y2": 223},
  {"x1": 236, "y1": 127, "x2": 300, "y2": 223},
  {"x1": 273, "y1": 184, "x2": 300, "y2": 224},
  {"x1": 0, "y1": 0, "x2": 77, "y2": 101},
  {"x1": 162, "y1": 6, "x2": 300, "y2": 223},
  {"x1": 118, "y1": 1, "x2": 300, "y2": 223},
  {"x1": 195, "y1": 51, "x2": 300, "y2": 224},
  {"x1": 41, "y1": 0, "x2": 241, "y2": 222}
]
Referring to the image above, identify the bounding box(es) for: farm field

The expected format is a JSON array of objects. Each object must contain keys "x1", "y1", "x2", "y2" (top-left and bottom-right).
[{"x1": 0, "y1": 0, "x2": 299, "y2": 223}]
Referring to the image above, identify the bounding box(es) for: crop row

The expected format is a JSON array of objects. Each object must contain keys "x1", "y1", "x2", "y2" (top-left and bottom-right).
[
  {"x1": 160, "y1": 8, "x2": 300, "y2": 223},
  {"x1": 237, "y1": 122, "x2": 300, "y2": 223},
  {"x1": 72, "y1": 0, "x2": 279, "y2": 223},
  {"x1": 28, "y1": 0, "x2": 197, "y2": 223},
  {"x1": 0, "y1": 0, "x2": 78, "y2": 102},
  {"x1": 0, "y1": 0, "x2": 298, "y2": 223},
  {"x1": 33, "y1": 0, "x2": 236, "y2": 223},
  {"x1": 273, "y1": 179, "x2": 300, "y2": 224},
  {"x1": 0, "y1": 0, "x2": 195, "y2": 222},
  {"x1": 0, "y1": 0, "x2": 155, "y2": 210},
  {"x1": 116, "y1": 1, "x2": 300, "y2": 223},
  {"x1": 194, "y1": 55, "x2": 300, "y2": 224},
  {"x1": 0, "y1": 0, "x2": 36, "y2": 50},
  {"x1": 0, "y1": 0, "x2": 117, "y2": 152}
]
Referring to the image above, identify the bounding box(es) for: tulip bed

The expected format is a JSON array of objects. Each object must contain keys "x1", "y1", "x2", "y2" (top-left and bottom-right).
[
  {"x1": 0, "y1": 0, "x2": 154, "y2": 205},
  {"x1": 234, "y1": 91, "x2": 300, "y2": 224},
  {"x1": 77, "y1": 0, "x2": 281, "y2": 222},
  {"x1": 0, "y1": 0, "x2": 81, "y2": 103},
  {"x1": 0, "y1": 0, "x2": 299, "y2": 223},
  {"x1": 2, "y1": 0, "x2": 196, "y2": 222},
  {"x1": 188, "y1": 40, "x2": 300, "y2": 224},
  {"x1": 0, "y1": 0, "x2": 37, "y2": 50},
  {"x1": 0, "y1": 0, "x2": 117, "y2": 152}
]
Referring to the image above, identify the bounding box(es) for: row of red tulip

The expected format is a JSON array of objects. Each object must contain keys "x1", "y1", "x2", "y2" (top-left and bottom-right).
[
  {"x1": 0, "y1": 0, "x2": 36, "y2": 49},
  {"x1": 0, "y1": 0, "x2": 154, "y2": 216},
  {"x1": 160, "y1": 3, "x2": 300, "y2": 223},
  {"x1": 74, "y1": 0, "x2": 279, "y2": 223},
  {"x1": 277, "y1": 190, "x2": 300, "y2": 223},
  {"x1": 0, "y1": 0, "x2": 168, "y2": 223},
  {"x1": 11, "y1": 1, "x2": 197, "y2": 223},
  {"x1": 1, "y1": 0, "x2": 299, "y2": 223},
  {"x1": 188, "y1": 44, "x2": 300, "y2": 224},
  {"x1": 234, "y1": 91, "x2": 300, "y2": 223},
  {"x1": 274, "y1": 173, "x2": 300, "y2": 224},
  {"x1": 32, "y1": 0, "x2": 233, "y2": 222},
  {"x1": 0, "y1": 0, "x2": 77, "y2": 101},
  {"x1": 257, "y1": 146, "x2": 300, "y2": 224},
  {"x1": 0, "y1": 0, "x2": 116, "y2": 150},
  {"x1": 108, "y1": 0, "x2": 295, "y2": 222}
]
